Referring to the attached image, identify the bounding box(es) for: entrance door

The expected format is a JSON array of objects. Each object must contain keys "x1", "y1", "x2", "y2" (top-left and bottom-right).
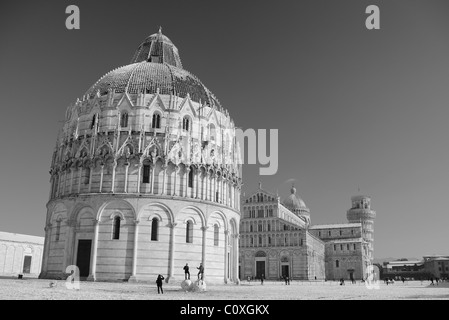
[
  {"x1": 22, "y1": 256, "x2": 32, "y2": 273},
  {"x1": 76, "y1": 240, "x2": 92, "y2": 278},
  {"x1": 282, "y1": 265, "x2": 289, "y2": 278},
  {"x1": 256, "y1": 261, "x2": 265, "y2": 279}
]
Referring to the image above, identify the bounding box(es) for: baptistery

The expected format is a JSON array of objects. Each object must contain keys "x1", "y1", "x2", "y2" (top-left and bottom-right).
[{"x1": 40, "y1": 28, "x2": 242, "y2": 283}]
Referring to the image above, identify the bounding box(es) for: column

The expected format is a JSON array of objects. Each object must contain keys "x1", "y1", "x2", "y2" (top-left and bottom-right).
[
  {"x1": 233, "y1": 234, "x2": 239, "y2": 281},
  {"x1": 162, "y1": 164, "x2": 167, "y2": 195},
  {"x1": 111, "y1": 161, "x2": 117, "y2": 193},
  {"x1": 124, "y1": 163, "x2": 129, "y2": 193},
  {"x1": 128, "y1": 219, "x2": 140, "y2": 282},
  {"x1": 203, "y1": 171, "x2": 207, "y2": 200},
  {"x1": 150, "y1": 162, "x2": 156, "y2": 194},
  {"x1": 62, "y1": 171, "x2": 67, "y2": 195},
  {"x1": 87, "y1": 219, "x2": 100, "y2": 281},
  {"x1": 99, "y1": 165, "x2": 104, "y2": 193},
  {"x1": 77, "y1": 167, "x2": 82, "y2": 193},
  {"x1": 167, "y1": 222, "x2": 177, "y2": 283},
  {"x1": 63, "y1": 220, "x2": 76, "y2": 269},
  {"x1": 201, "y1": 226, "x2": 208, "y2": 281},
  {"x1": 69, "y1": 169, "x2": 74, "y2": 194},
  {"x1": 213, "y1": 174, "x2": 216, "y2": 202},
  {"x1": 221, "y1": 178, "x2": 225, "y2": 204},
  {"x1": 88, "y1": 164, "x2": 93, "y2": 193},
  {"x1": 194, "y1": 168, "x2": 198, "y2": 199},
  {"x1": 224, "y1": 230, "x2": 229, "y2": 283},
  {"x1": 173, "y1": 165, "x2": 178, "y2": 196},
  {"x1": 184, "y1": 167, "x2": 189, "y2": 197},
  {"x1": 137, "y1": 163, "x2": 142, "y2": 193},
  {"x1": 38, "y1": 223, "x2": 52, "y2": 279}
]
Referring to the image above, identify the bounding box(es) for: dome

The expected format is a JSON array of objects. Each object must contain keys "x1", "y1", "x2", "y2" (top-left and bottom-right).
[
  {"x1": 84, "y1": 28, "x2": 221, "y2": 108},
  {"x1": 283, "y1": 186, "x2": 308, "y2": 211},
  {"x1": 130, "y1": 27, "x2": 183, "y2": 68}
]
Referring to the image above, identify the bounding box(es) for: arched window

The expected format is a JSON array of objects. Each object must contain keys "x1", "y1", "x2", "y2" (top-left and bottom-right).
[
  {"x1": 208, "y1": 123, "x2": 216, "y2": 141},
  {"x1": 188, "y1": 167, "x2": 194, "y2": 188},
  {"x1": 55, "y1": 220, "x2": 61, "y2": 241},
  {"x1": 113, "y1": 216, "x2": 121, "y2": 240},
  {"x1": 152, "y1": 113, "x2": 161, "y2": 129},
  {"x1": 258, "y1": 235, "x2": 262, "y2": 245},
  {"x1": 214, "y1": 224, "x2": 219, "y2": 246},
  {"x1": 258, "y1": 224, "x2": 262, "y2": 232},
  {"x1": 90, "y1": 114, "x2": 97, "y2": 129},
  {"x1": 250, "y1": 225, "x2": 253, "y2": 232},
  {"x1": 336, "y1": 260, "x2": 340, "y2": 268},
  {"x1": 151, "y1": 218, "x2": 158, "y2": 241},
  {"x1": 267, "y1": 223, "x2": 271, "y2": 231},
  {"x1": 84, "y1": 167, "x2": 90, "y2": 184},
  {"x1": 186, "y1": 220, "x2": 193, "y2": 243},
  {"x1": 143, "y1": 164, "x2": 150, "y2": 183},
  {"x1": 182, "y1": 116, "x2": 190, "y2": 131},
  {"x1": 120, "y1": 112, "x2": 128, "y2": 127},
  {"x1": 268, "y1": 236, "x2": 271, "y2": 245}
]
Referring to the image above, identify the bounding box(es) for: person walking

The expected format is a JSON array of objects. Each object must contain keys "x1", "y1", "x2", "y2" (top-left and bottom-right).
[
  {"x1": 183, "y1": 263, "x2": 190, "y2": 280},
  {"x1": 197, "y1": 263, "x2": 204, "y2": 280},
  {"x1": 156, "y1": 274, "x2": 165, "y2": 294}
]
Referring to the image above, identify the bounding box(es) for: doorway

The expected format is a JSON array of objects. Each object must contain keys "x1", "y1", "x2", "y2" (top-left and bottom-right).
[
  {"x1": 76, "y1": 240, "x2": 92, "y2": 278},
  {"x1": 256, "y1": 261, "x2": 265, "y2": 279},
  {"x1": 282, "y1": 265, "x2": 289, "y2": 278},
  {"x1": 22, "y1": 256, "x2": 32, "y2": 274}
]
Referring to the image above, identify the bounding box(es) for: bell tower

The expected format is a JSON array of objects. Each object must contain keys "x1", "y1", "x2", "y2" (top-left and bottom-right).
[{"x1": 346, "y1": 195, "x2": 376, "y2": 262}]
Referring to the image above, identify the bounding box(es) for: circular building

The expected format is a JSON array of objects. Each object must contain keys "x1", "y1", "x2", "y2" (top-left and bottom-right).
[{"x1": 40, "y1": 28, "x2": 243, "y2": 283}]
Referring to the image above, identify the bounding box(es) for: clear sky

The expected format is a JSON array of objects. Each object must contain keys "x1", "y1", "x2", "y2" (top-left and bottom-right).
[{"x1": 1, "y1": 0, "x2": 448, "y2": 260}]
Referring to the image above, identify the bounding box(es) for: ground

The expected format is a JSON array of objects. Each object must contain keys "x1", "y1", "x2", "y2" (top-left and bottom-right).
[{"x1": 0, "y1": 278, "x2": 448, "y2": 300}]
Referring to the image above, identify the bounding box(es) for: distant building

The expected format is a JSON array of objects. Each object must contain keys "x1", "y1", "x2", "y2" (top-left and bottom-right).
[
  {"x1": 239, "y1": 183, "x2": 375, "y2": 281},
  {"x1": 0, "y1": 231, "x2": 44, "y2": 277},
  {"x1": 423, "y1": 255, "x2": 449, "y2": 279},
  {"x1": 381, "y1": 255, "x2": 449, "y2": 280}
]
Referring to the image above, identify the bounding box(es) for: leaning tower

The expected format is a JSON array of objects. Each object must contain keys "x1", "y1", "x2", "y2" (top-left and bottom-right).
[{"x1": 346, "y1": 195, "x2": 376, "y2": 262}]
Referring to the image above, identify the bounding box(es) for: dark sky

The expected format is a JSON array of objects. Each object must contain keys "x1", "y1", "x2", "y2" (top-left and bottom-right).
[{"x1": 1, "y1": 0, "x2": 449, "y2": 259}]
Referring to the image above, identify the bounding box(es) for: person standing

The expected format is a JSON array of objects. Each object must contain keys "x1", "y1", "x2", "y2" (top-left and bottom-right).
[
  {"x1": 183, "y1": 263, "x2": 190, "y2": 280},
  {"x1": 260, "y1": 274, "x2": 264, "y2": 285},
  {"x1": 156, "y1": 274, "x2": 165, "y2": 294},
  {"x1": 197, "y1": 263, "x2": 204, "y2": 280}
]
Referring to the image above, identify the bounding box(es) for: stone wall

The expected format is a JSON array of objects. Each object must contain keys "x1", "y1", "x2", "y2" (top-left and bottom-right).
[{"x1": 0, "y1": 232, "x2": 44, "y2": 277}]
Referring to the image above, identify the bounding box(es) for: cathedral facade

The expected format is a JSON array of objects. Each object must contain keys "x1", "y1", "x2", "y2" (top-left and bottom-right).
[
  {"x1": 40, "y1": 29, "x2": 242, "y2": 284},
  {"x1": 239, "y1": 184, "x2": 375, "y2": 281}
]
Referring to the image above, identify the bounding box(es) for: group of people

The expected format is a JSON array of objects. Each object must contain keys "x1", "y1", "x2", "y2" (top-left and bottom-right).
[
  {"x1": 183, "y1": 263, "x2": 204, "y2": 280},
  {"x1": 155, "y1": 262, "x2": 205, "y2": 294}
]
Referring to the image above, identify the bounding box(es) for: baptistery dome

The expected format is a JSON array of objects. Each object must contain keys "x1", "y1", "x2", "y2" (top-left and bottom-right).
[{"x1": 41, "y1": 28, "x2": 242, "y2": 284}]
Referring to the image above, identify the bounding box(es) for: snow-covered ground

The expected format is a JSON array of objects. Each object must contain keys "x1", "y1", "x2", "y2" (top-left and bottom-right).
[{"x1": 0, "y1": 278, "x2": 448, "y2": 300}]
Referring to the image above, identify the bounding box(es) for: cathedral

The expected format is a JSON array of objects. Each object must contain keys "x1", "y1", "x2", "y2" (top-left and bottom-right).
[
  {"x1": 40, "y1": 28, "x2": 243, "y2": 283},
  {"x1": 239, "y1": 184, "x2": 375, "y2": 281}
]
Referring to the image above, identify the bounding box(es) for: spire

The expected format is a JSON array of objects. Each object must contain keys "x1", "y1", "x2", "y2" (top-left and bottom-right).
[
  {"x1": 158, "y1": 26, "x2": 162, "y2": 34},
  {"x1": 259, "y1": 181, "x2": 262, "y2": 189}
]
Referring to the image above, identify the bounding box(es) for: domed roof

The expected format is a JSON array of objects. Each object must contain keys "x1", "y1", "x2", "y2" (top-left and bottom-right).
[
  {"x1": 283, "y1": 185, "x2": 308, "y2": 211},
  {"x1": 130, "y1": 27, "x2": 183, "y2": 68},
  {"x1": 84, "y1": 28, "x2": 221, "y2": 108}
]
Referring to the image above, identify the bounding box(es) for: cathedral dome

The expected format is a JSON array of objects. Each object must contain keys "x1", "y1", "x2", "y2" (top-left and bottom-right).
[{"x1": 283, "y1": 186, "x2": 307, "y2": 211}]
